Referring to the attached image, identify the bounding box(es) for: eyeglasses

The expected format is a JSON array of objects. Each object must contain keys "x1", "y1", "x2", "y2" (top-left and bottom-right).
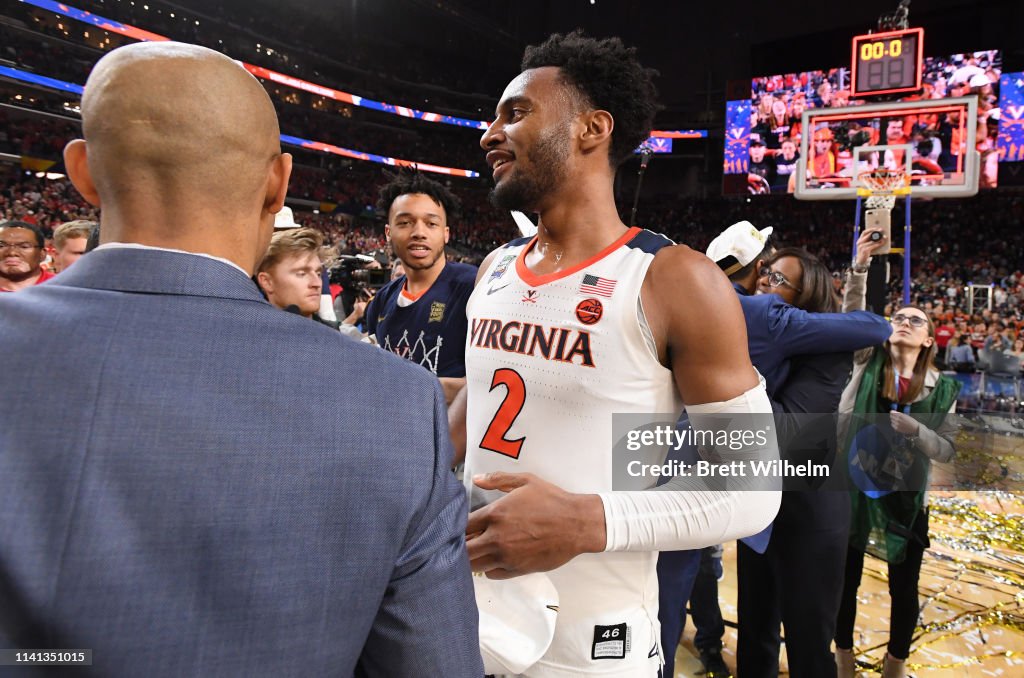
[
  {"x1": 759, "y1": 266, "x2": 802, "y2": 293},
  {"x1": 891, "y1": 313, "x2": 928, "y2": 328},
  {"x1": 0, "y1": 241, "x2": 41, "y2": 252}
]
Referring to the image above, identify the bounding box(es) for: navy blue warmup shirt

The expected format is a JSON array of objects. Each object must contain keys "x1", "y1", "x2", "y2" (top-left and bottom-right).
[{"x1": 365, "y1": 261, "x2": 477, "y2": 378}]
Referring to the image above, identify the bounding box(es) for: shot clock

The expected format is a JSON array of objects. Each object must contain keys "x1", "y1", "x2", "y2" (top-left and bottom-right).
[{"x1": 851, "y1": 27, "x2": 924, "y2": 97}]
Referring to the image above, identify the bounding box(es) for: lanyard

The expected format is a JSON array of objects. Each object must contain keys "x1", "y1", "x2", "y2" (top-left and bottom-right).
[{"x1": 891, "y1": 372, "x2": 911, "y2": 414}]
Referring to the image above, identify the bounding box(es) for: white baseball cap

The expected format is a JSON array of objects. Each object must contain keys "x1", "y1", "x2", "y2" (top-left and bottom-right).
[
  {"x1": 274, "y1": 206, "x2": 301, "y2": 230},
  {"x1": 706, "y1": 221, "x2": 774, "y2": 276},
  {"x1": 968, "y1": 73, "x2": 991, "y2": 89},
  {"x1": 475, "y1": 572, "x2": 559, "y2": 675}
]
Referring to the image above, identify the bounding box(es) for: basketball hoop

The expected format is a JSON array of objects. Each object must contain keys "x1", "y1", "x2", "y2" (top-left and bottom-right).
[{"x1": 857, "y1": 167, "x2": 911, "y2": 211}]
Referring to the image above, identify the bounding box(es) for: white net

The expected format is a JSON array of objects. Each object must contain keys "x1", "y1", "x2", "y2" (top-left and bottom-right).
[{"x1": 865, "y1": 193, "x2": 897, "y2": 211}]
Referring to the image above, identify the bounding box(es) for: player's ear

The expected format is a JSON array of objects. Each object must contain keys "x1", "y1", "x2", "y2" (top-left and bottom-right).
[
  {"x1": 444, "y1": 225, "x2": 450, "y2": 244},
  {"x1": 578, "y1": 109, "x2": 613, "y2": 153},
  {"x1": 384, "y1": 224, "x2": 391, "y2": 242},
  {"x1": 256, "y1": 271, "x2": 273, "y2": 295}
]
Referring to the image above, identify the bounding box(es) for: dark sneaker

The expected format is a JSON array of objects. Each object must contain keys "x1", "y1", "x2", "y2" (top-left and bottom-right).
[{"x1": 698, "y1": 649, "x2": 733, "y2": 678}]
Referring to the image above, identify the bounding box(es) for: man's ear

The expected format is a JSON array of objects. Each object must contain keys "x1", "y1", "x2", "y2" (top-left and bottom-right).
[
  {"x1": 578, "y1": 109, "x2": 614, "y2": 154},
  {"x1": 384, "y1": 224, "x2": 391, "y2": 242},
  {"x1": 64, "y1": 140, "x2": 101, "y2": 207},
  {"x1": 444, "y1": 225, "x2": 450, "y2": 245},
  {"x1": 265, "y1": 153, "x2": 293, "y2": 213},
  {"x1": 256, "y1": 271, "x2": 273, "y2": 295}
]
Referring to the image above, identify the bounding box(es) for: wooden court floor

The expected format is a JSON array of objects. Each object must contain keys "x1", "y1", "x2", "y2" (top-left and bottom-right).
[{"x1": 671, "y1": 491, "x2": 1024, "y2": 677}]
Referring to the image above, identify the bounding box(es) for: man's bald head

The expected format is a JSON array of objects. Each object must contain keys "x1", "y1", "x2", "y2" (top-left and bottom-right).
[
  {"x1": 80, "y1": 42, "x2": 280, "y2": 208},
  {"x1": 66, "y1": 42, "x2": 292, "y2": 272}
]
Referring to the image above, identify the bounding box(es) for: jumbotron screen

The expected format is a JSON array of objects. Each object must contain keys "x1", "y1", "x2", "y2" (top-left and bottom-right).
[{"x1": 723, "y1": 50, "x2": 1006, "y2": 195}]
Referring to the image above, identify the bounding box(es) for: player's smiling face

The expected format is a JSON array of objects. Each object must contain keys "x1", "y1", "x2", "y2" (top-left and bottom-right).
[
  {"x1": 386, "y1": 193, "x2": 449, "y2": 272},
  {"x1": 480, "y1": 66, "x2": 573, "y2": 212}
]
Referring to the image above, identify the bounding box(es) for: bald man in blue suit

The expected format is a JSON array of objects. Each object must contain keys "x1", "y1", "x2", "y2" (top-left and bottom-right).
[{"x1": 0, "y1": 42, "x2": 482, "y2": 677}]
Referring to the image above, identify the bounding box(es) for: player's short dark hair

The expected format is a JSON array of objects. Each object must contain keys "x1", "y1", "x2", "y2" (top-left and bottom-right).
[
  {"x1": 376, "y1": 171, "x2": 461, "y2": 224},
  {"x1": 521, "y1": 30, "x2": 660, "y2": 167},
  {"x1": 0, "y1": 220, "x2": 45, "y2": 247}
]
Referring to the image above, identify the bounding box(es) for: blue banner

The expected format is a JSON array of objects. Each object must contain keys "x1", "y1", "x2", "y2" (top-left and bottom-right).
[
  {"x1": 0, "y1": 65, "x2": 478, "y2": 177},
  {"x1": 723, "y1": 99, "x2": 750, "y2": 175},
  {"x1": 0, "y1": 65, "x2": 84, "y2": 95},
  {"x1": 998, "y1": 72, "x2": 1024, "y2": 163}
]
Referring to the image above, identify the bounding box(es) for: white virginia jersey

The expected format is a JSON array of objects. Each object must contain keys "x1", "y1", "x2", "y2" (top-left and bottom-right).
[{"x1": 465, "y1": 227, "x2": 683, "y2": 677}]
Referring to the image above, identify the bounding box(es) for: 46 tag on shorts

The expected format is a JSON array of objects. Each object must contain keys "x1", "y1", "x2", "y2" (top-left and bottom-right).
[{"x1": 591, "y1": 623, "x2": 628, "y2": 660}]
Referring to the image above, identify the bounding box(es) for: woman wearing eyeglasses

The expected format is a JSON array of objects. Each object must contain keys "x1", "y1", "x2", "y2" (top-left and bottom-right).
[
  {"x1": 833, "y1": 240, "x2": 961, "y2": 678},
  {"x1": 738, "y1": 242, "x2": 890, "y2": 678}
]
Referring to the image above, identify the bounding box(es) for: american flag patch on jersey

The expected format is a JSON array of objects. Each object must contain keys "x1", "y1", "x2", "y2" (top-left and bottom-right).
[{"x1": 580, "y1": 274, "x2": 616, "y2": 298}]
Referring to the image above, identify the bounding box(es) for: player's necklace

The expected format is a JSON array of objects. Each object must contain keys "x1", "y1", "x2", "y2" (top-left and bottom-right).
[{"x1": 538, "y1": 240, "x2": 564, "y2": 264}]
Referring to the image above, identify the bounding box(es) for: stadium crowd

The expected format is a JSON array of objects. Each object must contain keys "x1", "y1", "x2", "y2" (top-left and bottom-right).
[{"x1": 4, "y1": 160, "x2": 1021, "y2": 391}]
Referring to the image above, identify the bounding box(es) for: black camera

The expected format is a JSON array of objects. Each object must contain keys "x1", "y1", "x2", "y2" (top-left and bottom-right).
[{"x1": 327, "y1": 255, "x2": 389, "y2": 292}]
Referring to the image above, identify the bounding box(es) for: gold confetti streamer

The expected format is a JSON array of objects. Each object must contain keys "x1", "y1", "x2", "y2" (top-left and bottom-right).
[{"x1": 846, "y1": 492, "x2": 1024, "y2": 673}]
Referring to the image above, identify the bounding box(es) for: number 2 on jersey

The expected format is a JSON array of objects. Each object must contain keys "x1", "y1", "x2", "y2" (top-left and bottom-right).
[{"x1": 480, "y1": 368, "x2": 526, "y2": 459}]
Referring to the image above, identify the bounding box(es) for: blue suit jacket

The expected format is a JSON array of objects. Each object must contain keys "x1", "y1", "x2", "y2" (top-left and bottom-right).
[
  {"x1": 734, "y1": 284, "x2": 890, "y2": 550},
  {"x1": 734, "y1": 284, "x2": 891, "y2": 397},
  {"x1": 0, "y1": 248, "x2": 483, "y2": 677}
]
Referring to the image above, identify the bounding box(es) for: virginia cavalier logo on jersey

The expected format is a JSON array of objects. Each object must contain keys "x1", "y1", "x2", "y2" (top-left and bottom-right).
[
  {"x1": 470, "y1": 318, "x2": 595, "y2": 367},
  {"x1": 522, "y1": 289, "x2": 539, "y2": 304}
]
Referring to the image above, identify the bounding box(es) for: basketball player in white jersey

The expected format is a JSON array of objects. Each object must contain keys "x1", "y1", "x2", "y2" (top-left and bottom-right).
[{"x1": 455, "y1": 31, "x2": 781, "y2": 676}]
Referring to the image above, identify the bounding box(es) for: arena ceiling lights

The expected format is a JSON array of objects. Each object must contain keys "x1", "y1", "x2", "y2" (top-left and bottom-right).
[
  {"x1": 0, "y1": 65, "x2": 480, "y2": 178},
  {"x1": 20, "y1": 0, "x2": 489, "y2": 130},
  {"x1": 21, "y1": 0, "x2": 705, "y2": 145}
]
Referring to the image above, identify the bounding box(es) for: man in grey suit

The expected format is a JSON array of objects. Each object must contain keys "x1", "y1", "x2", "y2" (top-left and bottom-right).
[{"x1": 0, "y1": 42, "x2": 482, "y2": 677}]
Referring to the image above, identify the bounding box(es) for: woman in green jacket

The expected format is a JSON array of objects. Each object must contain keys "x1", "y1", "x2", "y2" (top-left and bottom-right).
[{"x1": 834, "y1": 269, "x2": 960, "y2": 678}]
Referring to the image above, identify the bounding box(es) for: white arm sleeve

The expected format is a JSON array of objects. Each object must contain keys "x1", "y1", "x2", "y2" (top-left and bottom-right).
[{"x1": 600, "y1": 377, "x2": 781, "y2": 552}]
